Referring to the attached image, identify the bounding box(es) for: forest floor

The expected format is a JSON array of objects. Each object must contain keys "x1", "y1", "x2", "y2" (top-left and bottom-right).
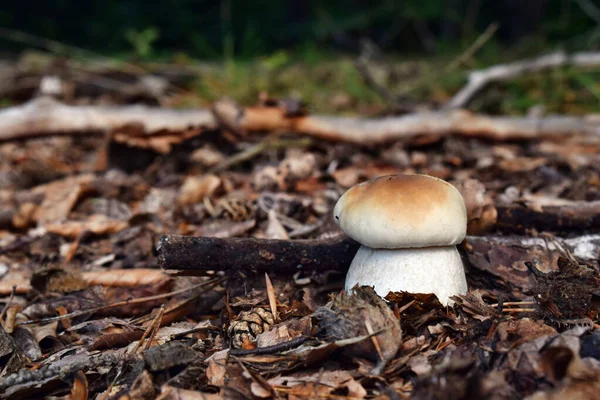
[{"x1": 0, "y1": 51, "x2": 599, "y2": 399}]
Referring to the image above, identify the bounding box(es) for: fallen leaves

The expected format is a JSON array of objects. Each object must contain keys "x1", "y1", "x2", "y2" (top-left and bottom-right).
[{"x1": 1, "y1": 88, "x2": 600, "y2": 399}]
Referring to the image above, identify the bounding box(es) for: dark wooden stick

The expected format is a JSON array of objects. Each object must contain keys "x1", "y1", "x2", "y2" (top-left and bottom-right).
[
  {"x1": 156, "y1": 234, "x2": 359, "y2": 275},
  {"x1": 157, "y1": 233, "x2": 600, "y2": 284}
]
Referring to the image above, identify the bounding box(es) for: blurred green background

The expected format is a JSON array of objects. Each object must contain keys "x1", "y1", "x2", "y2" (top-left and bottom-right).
[
  {"x1": 1, "y1": 0, "x2": 597, "y2": 59},
  {"x1": 1, "y1": 0, "x2": 599, "y2": 115}
]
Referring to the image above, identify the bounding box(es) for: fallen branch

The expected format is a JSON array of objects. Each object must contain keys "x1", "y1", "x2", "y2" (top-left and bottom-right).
[
  {"x1": 3, "y1": 97, "x2": 600, "y2": 146},
  {"x1": 213, "y1": 99, "x2": 600, "y2": 143},
  {"x1": 157, "y1": 233, "x2": 600, "y2": 279},
  {"x1": 157, "y1": 234, "x2": 359, "y2": 275},
  {"x1": 446, "y1": 51, "x2": 600, "y2": 109}
]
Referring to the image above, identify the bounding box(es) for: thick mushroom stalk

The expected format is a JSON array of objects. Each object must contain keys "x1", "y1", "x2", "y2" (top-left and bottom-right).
[{"x1": 345, "y1": 245, "x2": 468, "y2": 305}]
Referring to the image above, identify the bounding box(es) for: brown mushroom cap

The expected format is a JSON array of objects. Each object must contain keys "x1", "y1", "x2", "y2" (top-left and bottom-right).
[{"x1": 333, "y1": 174, "x2": 467, "y2": 249}]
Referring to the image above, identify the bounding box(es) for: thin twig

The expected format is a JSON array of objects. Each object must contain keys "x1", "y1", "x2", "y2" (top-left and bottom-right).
[
  {"x1": 0, "y1": 286, "x2": 16, "y2": 329},
  {"x1": 364, "y1": 319, "x2": 384, "y2": 362},
  {"x1": 490, "y1": 301, "x2": 537, "y2": 307},
  {"x1": 132, "y1": 305, "x2": 165, "y2": 353},
  {"x1": 209, "y1": 136, "x2": 313, "y2": 173},
  {"x1": 396, "y1": 23, "x2": 498, "y2": 98},
  {"x1": 130, "y1": 279, "x2": 224, "y2": 325},
  {"x1": 444, "y1": 23, "x2": 499, "y2": 72},
  {"x1": 574, "y1": 0, "x2": 600, "y2": 24},
  {"x1": 98, "y1": 367, "x2": 123, "y2": 400},
  {"x1": 501, "y1": 308, "x2": 537, "y2": 313},
  {"x1": 19, "y1": 277, "x2": 222, "y2": 326},
  {"x1": 144, "y1": 306, "x2": 165, "y2": 351},
  {"x1": 265, "y1": 273, "x2": 278, "y2": 323},
  {"x1": 445, "y1": 50, "x2": 600, "y2": 109}
]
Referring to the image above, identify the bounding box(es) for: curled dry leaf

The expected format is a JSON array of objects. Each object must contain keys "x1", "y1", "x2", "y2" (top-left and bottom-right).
[
  {"x1": 255, "y1": 316, "x2": 312, "y2": 348},
  {"x1": 314, "y1": 286, "x2": 402, "y2": 370},
  {"x1": 206, "y1": 349, "x2": 229, "y2": 387},
  {"x1": 69, "y1": 370, "x2": 88, "y2": 400}
]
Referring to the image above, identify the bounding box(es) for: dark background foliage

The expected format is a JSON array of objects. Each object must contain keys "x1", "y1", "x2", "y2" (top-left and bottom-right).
[{"x1": 0, "y1": 0, "x2": 597, "y2": 58}]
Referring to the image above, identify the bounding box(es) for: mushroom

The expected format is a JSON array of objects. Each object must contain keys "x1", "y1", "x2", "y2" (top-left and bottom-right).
[{"x1": 333, "y1": 174, "x2": 468, "y2": 305}]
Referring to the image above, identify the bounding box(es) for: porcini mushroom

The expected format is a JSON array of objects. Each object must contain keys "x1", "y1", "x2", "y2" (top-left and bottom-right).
[{"x1": 333, "y1": 174, "x2": 468, "y2": 305}]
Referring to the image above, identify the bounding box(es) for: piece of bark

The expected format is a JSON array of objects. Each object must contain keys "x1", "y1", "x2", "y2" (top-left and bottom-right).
[
  {"x1": 446, "y1": 51, "x2": 600, "y2": 109},
  {"x1": 0, "y1": 96, "x2": 217, "y2": 142},
  {"x1": 157, "y1": 234, "x2": 358, "y2": 275},
  {"x1": 496, "y1": 201, "x2": 600, "y2": 233}
]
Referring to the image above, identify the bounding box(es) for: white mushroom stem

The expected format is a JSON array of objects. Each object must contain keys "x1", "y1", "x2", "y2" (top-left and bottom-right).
[{"x1": 345, "y1": 245, "x2": 468, "y2": 306}]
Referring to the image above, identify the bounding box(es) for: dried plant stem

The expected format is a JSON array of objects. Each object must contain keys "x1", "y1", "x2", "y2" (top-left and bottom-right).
[
  {"x1": 19, "y1": 277, "x2": 223, "y2": 326},
  {"x1": 501, "y1": 308, "x2": 537, "y2": 313},
  {"x1": 132, "y1": 305, "x2": 165, "y2": 353},
  {"x1": 209, "y1": 136, "x2": 312, "y2": 173},
  {"x1": 490, "y1": 301, "x2": 537, "y2": 307}
]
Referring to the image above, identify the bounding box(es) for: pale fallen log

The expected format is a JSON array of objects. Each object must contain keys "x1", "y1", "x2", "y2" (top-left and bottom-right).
[
  {"x1": 0, "y1": 96, "x2": 217, "y2": 142},
  {"x1": 2, "y1": 97, "x2": 600, "y2": 146},
  {"x1": 446, "y1": 51, "x2": 600, "y2": 109},
  {"x1": 212, "y1": 99, "x2": 600, "y2": 143}
]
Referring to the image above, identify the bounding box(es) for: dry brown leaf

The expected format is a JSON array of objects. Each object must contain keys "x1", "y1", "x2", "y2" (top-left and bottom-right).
[
  {"x1": 157, "y1": 385, "x2": 225, "y2": 400},
  {"x1": 255, "y1": 325, "x2": 294, "y2": 348},
  {"x1": 499, "y1": 156, "x2": 548, "y2": 172},
  {"x1": 44, "y1": 214, "x2": 128, "y2": 238},
  {"x1": 12, "y1": 202, "x2": 37, "y2": 229},
  {"x1": 496, "y1": 319, "x2": 557, "y2": 349},
  {"x1": 31, "y1": 173, "x2": 95, "y2": 224},
  {"x1": 82, "y1": 269, "x2": 168, "y2": 288},
  {"x1": 178, "y1": 174, "x2": 221, "y2": 205},
  {"x1": 0, "y1": 275, "x2": 32, "y2": 295},
  {"x1": 30, "y1": 321, "x2": 59, "y2": 344},
  {"x1": 261, "y1": 370, "x2": 366, "y2": 399},
  {"x1": 112, "y1": 126, "x2": 206, "y2": 154},
  {"x1": 206, "y1": 349, "x2": 229, "y2": 387},
  {"x1": 69, "y1": 370, "x2": 88, "y2": 400}
]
